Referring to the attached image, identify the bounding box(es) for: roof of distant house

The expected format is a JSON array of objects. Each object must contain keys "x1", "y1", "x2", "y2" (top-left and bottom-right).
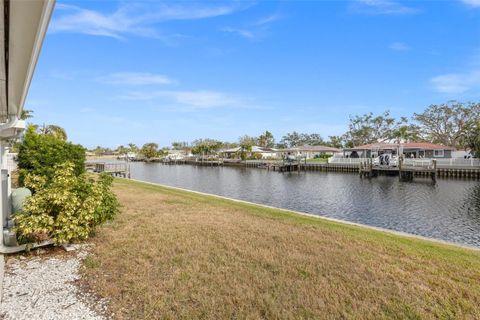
[
  {"x1": 347, "y1": 142, "x2": 455, "y2": 151},
  {"x1": 221, "y1": 146, "x2": 278, "y2": 153},
  {"x1": 282, "y1": 145, "x2": 341, "y2": 153}
]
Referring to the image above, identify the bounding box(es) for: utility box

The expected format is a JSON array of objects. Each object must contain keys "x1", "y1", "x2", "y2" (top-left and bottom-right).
[
  {"x1": 4, "y1": 187, "x2": 31, "y2": 247},
  {"x1": 11, "y1": 187, "x2": 31, "y2": 213}
]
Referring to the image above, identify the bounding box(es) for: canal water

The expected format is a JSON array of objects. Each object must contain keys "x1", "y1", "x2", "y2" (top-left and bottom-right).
[{"x1": 129, "y1": 162, "x2": 480, "y2": 247}]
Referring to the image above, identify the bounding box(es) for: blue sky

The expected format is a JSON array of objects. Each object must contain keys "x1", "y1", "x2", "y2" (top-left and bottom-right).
[{"x1": 27, "y1": 0, "x2": 480, "y2": 149}]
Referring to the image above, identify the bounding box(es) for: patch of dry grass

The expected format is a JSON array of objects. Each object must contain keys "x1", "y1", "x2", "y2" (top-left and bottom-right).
[{"x1": 82, "y1": 179, "x2": 480, "y2": 319}]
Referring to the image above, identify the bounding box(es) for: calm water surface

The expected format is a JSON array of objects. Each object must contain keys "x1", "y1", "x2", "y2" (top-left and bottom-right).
[{"x1": 129, "y1": 162, "x2": 480, "y2": 247}]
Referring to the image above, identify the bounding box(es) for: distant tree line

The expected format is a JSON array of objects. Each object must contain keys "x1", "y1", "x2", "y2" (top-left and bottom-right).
[{"x1": 98, "y1": 101, "x2": 480, "y2": 159}]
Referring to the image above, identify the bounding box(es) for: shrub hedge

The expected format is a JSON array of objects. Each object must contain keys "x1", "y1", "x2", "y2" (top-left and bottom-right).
[
  {"x1": 14, "y1": 162, "x2": 119, "y2": 245},
  {"x1": 17, "y1": 126, "x2": 85, "y2": 186}
]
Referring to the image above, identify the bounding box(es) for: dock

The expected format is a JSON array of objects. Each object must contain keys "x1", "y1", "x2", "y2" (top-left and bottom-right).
[
  {"x1": 162, "y1": 159, "x2": 224, "y2": 166},
  {"x1": 119, "y1": 158, "x2": 480, "y2": 180},
  {"x1": 269, "y1": 163, "x2": 300, "y2": 172},
  {"x1": 87, "y1": 162, "x2": 130, "y2": 178},
  {"x1": 359, "y1": 159, "x2": 438, "y2": 182}
]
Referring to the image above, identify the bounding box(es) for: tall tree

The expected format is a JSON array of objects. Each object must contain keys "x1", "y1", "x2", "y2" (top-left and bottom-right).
[
  {"x1": 390, "y1": 125, "x2": 420, "y2": 144},
  {"x1": 279, "y1": 131, "x2": 301, "y2": 148},
  {"x1": 302, "y1": 133, "x2": 324, "y2": 146},
  {"x1": 172, "y1": 141, "x2": 188, "y2": 150},
  {"x1": 257, "y1": 131, "x2": 275, "y2": 148},
  {"x1": 238, "y1": 135, "x2": 258, "y2": 147},
  {"x1": 344, "y1": 111, "x2": 405, "y2": 146},
  {"x1": 92, "y1": 146, "x2": 105, "y2": 156},
  {"x1": 459, "y1": 119, "x2": 480, "y2": 157},
  {"x1": 238, "y1": 136, "x2": 256, "y2": 160},
  {"x1": 20, "y1": 109, "x2": 34, "y2": 120},
  {"x1": 190, "y1": 139, "x2": 223, "y2": 155},
  {"x1": 38, "y1": 124, "x2": 68, "y2": 141},
  {"x1": 279, "y1": 132, "x2": 324, "y2": 148},
  {"x1": 140, "y1": 143, "x2": 159, "y2": 159},
  {"x1": 127, "y1": 143, "x2": 139, "y2": 153},
  {"x1": 327, "y1": 135, "x2": 345, "y2": 149},
  {"x1": 413, "y1": 101, "x2": 480, "y2": 147},
  {"x1": 116, "y1": 145, "x2": 128, "y2": 155}
]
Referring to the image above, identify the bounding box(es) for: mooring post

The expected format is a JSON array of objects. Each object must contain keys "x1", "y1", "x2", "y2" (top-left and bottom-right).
[
  {"x1": 432, "y1": 159, "x2": 437, "y2": 182},
  {"x1": 398, "y1": 157, "x2": 403, "y2": 181}
]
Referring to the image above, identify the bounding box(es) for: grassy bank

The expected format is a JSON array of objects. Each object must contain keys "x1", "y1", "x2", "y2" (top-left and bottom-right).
[{"x1": 82, "y1": 178, "x2": 480, "y2": 319}]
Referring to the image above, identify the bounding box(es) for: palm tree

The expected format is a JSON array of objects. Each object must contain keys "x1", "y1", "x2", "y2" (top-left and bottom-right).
[
  {"x1": 391, "y1": 125, "x2": 419, "y2": 144},
  {"x1": 127, "y1": 143, "x2": 139, "y2": 153},
  {"x1": 20, "y1": 109, "x2": 34, "y2": 120},
  {"x1": 40, "y1": 124, "x2": 68, "y2": 140},
  {"x1": 238, "y1": 143, "x2": 253, "y2": 161},
  {"x1": 116, "y1": 145, "x2": 128, "y2": 155}
]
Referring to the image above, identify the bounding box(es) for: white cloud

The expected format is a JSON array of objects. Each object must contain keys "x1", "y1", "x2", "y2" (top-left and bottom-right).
[
  {"x1": 430, "y1": 70, "x2": 480, "y2": 94},
  {"x1": 221, "y1": 12, "x2": 282, "y2": 40},
  {"x1": 221, "y1": 27, "x2": 255, "y2": 39},
  {"x1": 461, "y1": 0, "x2": 480, "y2": 7},
  {"x1": 350, "y1": 0, "x2": 419, "y2": 15},
  {"x1": 388, "y1": 42, "x2": 411, "y2": 51},
  {"x1": 119, "y1": 90, "x2": 244, "y2": 109},
  {"x1": 51, "y1": 3, "x2": 250, "y2": 40},
  {"x1": 254, "y1": 14, "x2": 282, "y2": 26},
  {"x1": 98, "y1": 72, "x2": 176, "y2": 85},
  {"x1": 159, "y1": 90, "x2": 239, "y2": 107}
]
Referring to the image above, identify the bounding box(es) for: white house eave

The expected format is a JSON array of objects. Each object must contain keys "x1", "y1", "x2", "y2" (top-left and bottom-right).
[
  {"x1": 6, "y1": 0, "x2": 55, "y2": 123},
  {"x1": 0, "y1": 0, "x2": 55, "y2": 254}
]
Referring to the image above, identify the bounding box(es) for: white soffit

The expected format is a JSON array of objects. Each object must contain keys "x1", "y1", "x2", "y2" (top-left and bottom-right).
[{"x1": 7, "y1": 0, "x2": 55, "y2": 121}]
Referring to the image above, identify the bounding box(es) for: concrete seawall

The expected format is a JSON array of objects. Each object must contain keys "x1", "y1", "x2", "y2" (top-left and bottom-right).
[{"x1": 160, "y1": 160, "x2": 480, "y2": 179}]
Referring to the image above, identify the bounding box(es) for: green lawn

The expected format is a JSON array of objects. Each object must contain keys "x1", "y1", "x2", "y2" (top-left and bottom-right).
[{"x1": 81, "y1": 178, "x2": 480, "y2": 319}]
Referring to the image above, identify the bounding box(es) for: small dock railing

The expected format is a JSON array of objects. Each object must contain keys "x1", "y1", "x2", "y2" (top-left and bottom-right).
[
  {"x1": 329, "y1": 158, "x2": 364, "y2": 165},
  {"x1": 404, "y1": 158, "x2": 480, "y2": 168},
  {"x1": 330, "y1": 157, "x2": 479, "y2": 169}
]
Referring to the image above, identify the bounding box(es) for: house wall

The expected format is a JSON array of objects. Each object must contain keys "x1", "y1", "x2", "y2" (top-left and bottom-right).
[
  {"x1": 452, "y1": 150, "x2": 472, "y2": 158},
  {"x1": 424, "y1": 150, "x2": 452, "y2": 158},
  {"x1": 260, "y1": 152, "x2": 277, "y2": 159},
  {"x1": 293, "y1": 151, "x2": 336, "y2": 159},
  {"x1": 346, "y1": 149, "x2": 453, "y2": 159}
]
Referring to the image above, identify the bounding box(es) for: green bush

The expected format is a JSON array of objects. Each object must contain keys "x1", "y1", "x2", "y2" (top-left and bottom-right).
[
  {"x1": 314, "y1": 154, "x2": 333, "y2": 159},
  {"x1": 17, "y1": 126, "x2": 85, "y2": 187},
  {"x1": 13, "y1": 162, "x2": 119, "y2": 245},
  {"x1": 253, "y1": 153, "x2": 263, "y2": 160},
  {"x1": 246, "y1": 153, "x2": 264, "y2": 160}
]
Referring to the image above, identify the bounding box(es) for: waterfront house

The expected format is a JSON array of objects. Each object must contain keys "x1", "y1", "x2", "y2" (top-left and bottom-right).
[
  {"x1": 220, "y1": 146, "x2": 278, "y2": 159},
  {"x1": 279, "y1": 145, "x2": 340, "y2": 159},
  {"x1": 166, "y1": 149, "x2": 191, "y2": 160},
  {"x1": 343, "y1": 142, "x2": 455, "y2": 159}
]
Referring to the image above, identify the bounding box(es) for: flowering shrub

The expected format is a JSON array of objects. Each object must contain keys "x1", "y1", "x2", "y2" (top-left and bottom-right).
[{"x1": 14, "y1": 162, "x2": 119, "y2": 245}]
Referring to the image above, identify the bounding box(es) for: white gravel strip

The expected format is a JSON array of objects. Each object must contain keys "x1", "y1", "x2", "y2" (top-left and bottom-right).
[{"x1": 0, "y1": 248, "x2": 107, "y2": 320}]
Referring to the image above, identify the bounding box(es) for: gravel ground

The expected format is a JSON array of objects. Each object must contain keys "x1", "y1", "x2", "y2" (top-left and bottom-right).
[{"x1": 0, "y1": 247, "x2": 108, "y2": 320}]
